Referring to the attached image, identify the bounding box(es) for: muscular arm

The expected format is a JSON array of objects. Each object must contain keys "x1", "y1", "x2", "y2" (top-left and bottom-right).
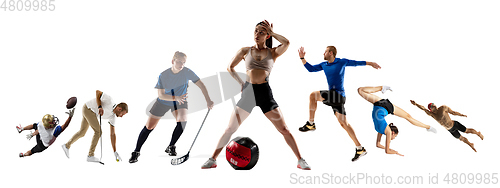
[
  {"x1": 270, "y1": 32, "x2": 290, "y2": 60},
  {"x1": 411, "y1": 100, "x2": 434, "y2": 117},
  {"x1": 110, "y1": 124, "x2": 117, "y2": 152},
  {"x1": 228, "y1": 47, "x2": 248, "y2": 87},
  {"x1": 60, "y1": 116, "x2": 73, "y2": 132},
  {"x1": 445, "y1": 106, "x2": 467, "y2": 117}
]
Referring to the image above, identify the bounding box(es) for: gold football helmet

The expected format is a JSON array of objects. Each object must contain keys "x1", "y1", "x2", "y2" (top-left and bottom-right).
[{"x1": 42, "y1": 114, "x2": 59, "y2": 129}]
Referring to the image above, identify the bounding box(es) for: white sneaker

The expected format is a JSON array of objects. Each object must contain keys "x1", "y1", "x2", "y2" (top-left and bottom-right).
[
  {"x1": 87, "y1": 156, "x2": 101, "y2": 163},
  {"x1": 62, "y1": 144, "x2": 70, "y2": 158},
  {"x1": 201, "y1": 158, "x2": 217, "y2": 169},
  {"x1": 381, "y1": 86, "x2": 392, "y2": 94},
  {"x1": 297, "y1": 158, "x2": 311, "y2": 170},
  {"x1": 16, "y1": 126, "x2": 23, "y2": 133},
  {"x1": 427, "y1": 126, "x2": 437, "y2": 133}
]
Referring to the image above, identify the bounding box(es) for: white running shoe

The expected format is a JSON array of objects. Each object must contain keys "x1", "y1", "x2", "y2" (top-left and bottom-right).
[
  {"x1": 87, "y1": 156, "x2": 101, "y2": 163},
  {"x1": 427, "y1": 126, "x2": 437, "y2": 133},
  {"x1": 16, "y1": 125, "x2": 23, "y2": 133},
  {"x1": 297, "y1": 158, "x2": 311, "y2": 170},
  {"x1": 201, "y1": 158, "x2": 217, "y2": 169},
  {"x1": 381, "y1": 86, "x2": 392, "y2": 94},
  {"x1": 62, "y1": 144, "x2": 70, "y2": 158}
]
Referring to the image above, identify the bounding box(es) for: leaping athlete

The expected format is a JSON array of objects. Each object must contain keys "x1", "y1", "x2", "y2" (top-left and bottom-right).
[
  {"x1": 411, "y1": 100, "x2": 483, "y2": 152},
  {"x1": 17, "y1": 108, "x2": 75, "y2": 157}
]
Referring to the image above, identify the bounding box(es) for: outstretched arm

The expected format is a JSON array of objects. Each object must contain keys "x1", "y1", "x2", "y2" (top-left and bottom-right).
[
  {"x1": 194, "y1": 80, "x2": 214, "y2": 109},
  {"x1": 445, "y1": 106, "x2": 467, "y2": 117},
  {"x1": 61, "y1": 108, "x2": 75, "y2": 132},
  {"x1": 410, "y1": 100, "x2": 434, "y2": 117},
  {"x1": 366, "y1": 62, "x2": 381, "y2": 69}
]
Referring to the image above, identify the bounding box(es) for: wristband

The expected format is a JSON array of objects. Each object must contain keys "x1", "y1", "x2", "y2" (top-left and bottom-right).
[
  {"x1": 300, "y1": 57, "x2": 304, "y2": 60},
  {"x1": 98, "y1": 105, "x2": 102, "y2": 109}
]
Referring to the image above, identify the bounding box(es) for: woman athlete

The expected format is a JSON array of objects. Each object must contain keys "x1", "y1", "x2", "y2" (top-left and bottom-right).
[
  {"x1": 201, "y1": 20, "x2": 311, "y2": 170},
  {"x1": 129, "y1": 51, "x2": 214, "y2": 163},
  {"x1": 358, "y1": 86, "x2": 437, "y2": 156}
]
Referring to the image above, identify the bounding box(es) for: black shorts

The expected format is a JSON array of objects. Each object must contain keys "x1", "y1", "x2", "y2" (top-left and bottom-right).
[
  {"x1": 149, "y1": 99, "x2": 188, "y2": 117},
  {"x1": 320, "y1": 89, "x2": 346, "y2": 115},
  {"x1": 30, "y1": 124, "x2": 48, "y2": 154},
  {"x1": 373, "y1": 99, "x2": 394, "y2": 115},
  {"x1": 449, "y1": 121, "x2": 467, "y2": 139},
  {"x1": 236, "y1": 82, "x2": 279, "y2": 114}
]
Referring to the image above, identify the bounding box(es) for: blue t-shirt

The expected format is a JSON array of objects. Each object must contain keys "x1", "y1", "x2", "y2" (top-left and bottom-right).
[
  {"x1": 155, "y1": 68, "x2": 200, "y2": 106},
  {"x1": 304, "y1": 58, "x2": 366, "y2": 97},
  {"x1": 372, "y1": 106, "x2": 389, "y2": 135}
]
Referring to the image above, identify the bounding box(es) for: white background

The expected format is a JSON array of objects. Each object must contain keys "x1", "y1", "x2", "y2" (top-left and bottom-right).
[{"x1": 1, "y1": 0, "x2": 499, "y2": 187}]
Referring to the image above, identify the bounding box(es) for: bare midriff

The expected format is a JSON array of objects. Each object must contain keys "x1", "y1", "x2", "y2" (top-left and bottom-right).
[{"x1": 246, "y1": 69, "x2": 269, "y2": 84}]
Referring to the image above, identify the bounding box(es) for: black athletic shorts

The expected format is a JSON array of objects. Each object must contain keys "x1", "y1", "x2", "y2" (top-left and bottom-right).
[
  {"x1": 449, "y1": 121, "x2": 467, "y2": 139},
  {"x1": 320, "y1": 89, "x2": 346, "y2": 115},
  {"x1": 150, "y1": 99, "x2": 188, "y2": 117},
  {"x1": 373, "y1": 99, "x2": 394, "y2": 115},
  {"x1": 30, "y1": 123, "x2": 48, "y2": 154},
  {"x1": 236, "y1": 82, "x2": 279, "y2": 114}
]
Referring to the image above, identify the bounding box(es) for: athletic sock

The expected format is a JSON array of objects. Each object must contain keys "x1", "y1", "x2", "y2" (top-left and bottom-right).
[
  {"x1": 134, "y1": 126, "x2": 153, "y2": 152},
  {"x1": 356, "y1": 146, "x2": 363, "y2": 150},
  {"x1": 381, "y1": 86, "x2": 392, "y2": 94},
  {"x1": 169, "y1": 121, "x2": 186, "y2": 146},
  {"x1": 308, "y1": 120, "x2": 314, "y2": 125}
]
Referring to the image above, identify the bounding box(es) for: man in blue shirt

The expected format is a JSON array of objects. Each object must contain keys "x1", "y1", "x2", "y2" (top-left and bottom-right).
[{"x1": 298, "y1": 46, "x2": 381, "y2": 162}]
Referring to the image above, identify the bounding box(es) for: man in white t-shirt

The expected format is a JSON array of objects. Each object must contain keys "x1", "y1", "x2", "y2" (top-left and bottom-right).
[
  {"x1": 62, "y1": 90, "x2": 128, "y2": 163},
  {"x1": 17, "y1": 108, "x2": 75, "y2": 157}
]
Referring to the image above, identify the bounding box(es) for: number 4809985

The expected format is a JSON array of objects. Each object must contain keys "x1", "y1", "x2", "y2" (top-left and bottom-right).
[{"x1": 1, "y1": 0, "x2": 56, "y2": 11}]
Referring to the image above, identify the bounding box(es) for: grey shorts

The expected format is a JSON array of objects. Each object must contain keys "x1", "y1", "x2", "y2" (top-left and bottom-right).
[{"x1": 149, "y1": 99, "x2": 188, "y2": 117}]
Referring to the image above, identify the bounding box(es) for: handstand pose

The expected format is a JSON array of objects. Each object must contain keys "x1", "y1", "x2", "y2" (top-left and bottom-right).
[
  {"x1": 358, "y1": 86, "x2": 437, "y2": 156},
  {"x1": 411, "y1": 100, "x2": 483, "y2": 152}
]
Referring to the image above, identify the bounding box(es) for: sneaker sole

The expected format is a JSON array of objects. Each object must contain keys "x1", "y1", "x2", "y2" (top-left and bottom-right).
[
  {"x1": 297, "y1": 165, "x2": 311, "y2": 170},
  {"x1": 352, "y1": 152, "x2": 367, "y2": 162},
  {"x1": 61, "y1": 145, "x2": 70, "y2": 158},
  {"x1": 201, "y1": 165, "x2": 217, "y2": 169}
]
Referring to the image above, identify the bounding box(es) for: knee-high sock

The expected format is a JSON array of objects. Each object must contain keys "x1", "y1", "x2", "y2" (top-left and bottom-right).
[
  {"x1": 134, "y1": 126, "x2": 153, "y2": 152},
  {"x1": 169, "y1": 121, "x2": 186, "y2": 146}
]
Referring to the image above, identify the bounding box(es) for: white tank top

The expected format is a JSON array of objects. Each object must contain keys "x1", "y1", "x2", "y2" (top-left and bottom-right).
[{"x1": 37, "y1": 122, "x2": 57, "y2": 147}]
